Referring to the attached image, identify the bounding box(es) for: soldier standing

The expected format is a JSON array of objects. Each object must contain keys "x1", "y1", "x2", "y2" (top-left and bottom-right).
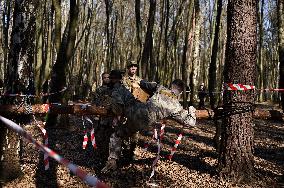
[
  {"x1": 101, "y1": 78, "x2": 196, "y2": 173},
  {"x1": 93, "y1": 72, "x2": 110, "y2": 105},
  {"x1": 198, "y1": 83, "x2": 207, "y2": 109},
  {"x1": 92, "y1": 72, "x2": 113, "y2": 160},
  {"x1": 122, "y1": 61, "x2": 142, "y2": 92}
]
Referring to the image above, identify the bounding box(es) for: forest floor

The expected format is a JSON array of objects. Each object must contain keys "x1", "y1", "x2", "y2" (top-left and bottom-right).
[{"x1": 1, "y1": 102, "x2": 284, "y2": 188}]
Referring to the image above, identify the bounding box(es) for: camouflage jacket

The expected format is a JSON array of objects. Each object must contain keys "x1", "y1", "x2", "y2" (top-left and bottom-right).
[
  {"x1": 110, "y1": 82, "x2": 137, "y2": 116},
  {"x1": 122, "y1": 75, "x2": 142, "y2": 92},
  {"x1": 93, "y1": 85, "x2": 112, "y2": 106},
  {"x1": 144, "y1": 82, "x2": 196, "y2": 126},
  {"x1": 110, "y1": 80, "x2": 196, "y2": 137}
]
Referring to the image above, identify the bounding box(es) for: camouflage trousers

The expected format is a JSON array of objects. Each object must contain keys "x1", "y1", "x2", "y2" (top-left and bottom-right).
[
  {"x1": 108, "y1": 132, "x2": 122, "y2": 160},
  {"x1": 108, "y1": 131, "x2": 139, "y2": 160}
]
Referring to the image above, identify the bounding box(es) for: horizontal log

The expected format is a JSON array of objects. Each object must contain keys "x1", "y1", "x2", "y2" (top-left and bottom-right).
[
  {"x1": 196, "y1": 108, "x2": 283, "y2": 120},
  {"x1": 0, "y1": 103, "x2": 108, "y2": 116},
  {"x1": 0, "y1": 104, "x2": 282, "y2": 120}
]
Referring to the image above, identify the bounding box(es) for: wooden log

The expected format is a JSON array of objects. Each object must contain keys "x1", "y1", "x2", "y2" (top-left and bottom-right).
[
  {"x1": 0, "y1": 104, "x2": 283, "y2": 120},
  {"x1": 0, "y1": 103, "x2": 109, "y2": 116},
  {"x1": 195, "y1": 108, "x2": 283, "y2": 120}
]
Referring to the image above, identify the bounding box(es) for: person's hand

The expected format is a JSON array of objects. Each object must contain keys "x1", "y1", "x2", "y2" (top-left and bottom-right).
[{"x1": 132, "y1": 82, "x2": 140, "y2": 88}]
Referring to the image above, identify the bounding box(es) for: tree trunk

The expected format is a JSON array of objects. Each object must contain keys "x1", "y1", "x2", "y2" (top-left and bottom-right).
[
  {"x1": 2, "y1": 0, "x2": 11, "y2": 82},
  {"x1": 135, "y1": 0, "x2": 142, "y2": 63},
  {"x1": 104, "y1": 0, "x2": 112, "y2": 71},
  {"x1": 278, "y1": 0, "x2": 284, "y2": 111},
  {"x1": 190, "y1": 0, "x2": 201, "y2": 104},
  {"x1": 257, "y1": 0, "x2": 264, "y2": 102},
  {"x1": 46, "y1": 0, "x2": 79, "y2": 128},
  {"x1": 52, "y1": 0, "x2": 61, "y2": 54},
  {"x1": 1, "y1": 0, "x2": 29, "y2": 181},
  {"x1": 208, "y1": 0, "x2": 222, "y2": 109},
  {"x1": 141, "y1": 0, "x2": 156, "y2": 79},
  {"x1": 218, "y1": 0, "x2": 257, "y2": 183},
  {"x1": 182, "y1": 0, "x2": 194, "y2": 108}
]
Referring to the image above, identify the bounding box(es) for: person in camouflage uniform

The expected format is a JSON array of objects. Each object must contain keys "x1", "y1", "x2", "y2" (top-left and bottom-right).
[
  {"x1": 122, "y1": 61, "x2": 142, "y2": 93},
  {"x1": 93, "y1": 72, "x2": 111, "y2": 106},
  {"x1": 92, "y1": 72, "x2": 113, "y2": 160},
  {"x1": 101, "y1": 78, "x2": 196, "y2": 173}
]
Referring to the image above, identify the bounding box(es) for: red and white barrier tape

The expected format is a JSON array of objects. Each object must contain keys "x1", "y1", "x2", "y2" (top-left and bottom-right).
[
  {"x1": 0, "y1": 115, "x2": 109, "y2": 188},
  {"x1": 0, "y1": 87, "x2": 67, "y2": 97},
  {"x1": 149, "y1": 139, "x2": 161, "y2": 180},
  {"x1": 258, "y1": 88, "x2": 284, "y2": 92},
  {"x1": 160, "y1": 124, "x2": 165, "y2": 141},
  {"x1": 33, "y1": 115, "x2": 49, "y2": 170},
  {"x1": 223, "y1": 83, "x2": 255, "y2": 91},
  {"x1": 91, "y1": 128, "x2": 96, "y2": 149},
  {"x1": 82, "y1": 116, "x2": 96, "y2": 150},
  {"x1": 168, "y1": 133, "x2": 183, "y2": 160},
  {"x1": 82, "y1": 131, "x2": 88, "y2": 150}
]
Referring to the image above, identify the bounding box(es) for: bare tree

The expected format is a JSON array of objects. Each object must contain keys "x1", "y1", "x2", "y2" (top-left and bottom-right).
[
  {"x1": 218, "y1": 0, "x2": 257, "y2": 182},
  {"x1": 278, "y1": 0, "x2": 284, "y2": 110},
  {"x1": 208, "y1": 0, "x2": 222, "y2": 109},
  {"x1": 141, "y1": 0, "x2": 156, "y2": 79}
]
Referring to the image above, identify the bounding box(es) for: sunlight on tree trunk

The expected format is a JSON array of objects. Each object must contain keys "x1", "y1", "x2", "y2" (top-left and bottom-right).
[{"x1": 218, "y1": 0, "x2": 257, "y2": 183}]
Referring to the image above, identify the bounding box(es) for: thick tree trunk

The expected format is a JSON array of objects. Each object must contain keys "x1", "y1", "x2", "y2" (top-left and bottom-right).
[
  {"x1": 278, "y1": 0, "x2": 284, "y2": 111},
  {"x1": 218, "y1": 0, "x2": 257, "y2": 182},
  {"x1": 1, "y1": 0, "x2": 29, "y2": 181},
  {"x1": 46, "y1": 0, "x2": 79, "y2": 128},
  {"x1": 208, "y1": 0, "x2": 222, "y2": 109},
  {"x1": 52, "y1": 0, "x2": 61, "y2": 54}
]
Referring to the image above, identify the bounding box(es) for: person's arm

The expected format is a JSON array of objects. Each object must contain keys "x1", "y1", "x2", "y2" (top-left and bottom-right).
[
  {"x1": 110, "y1": 88, "x2": 125, "y2": 116},
  {"x1": 139, "y1": 80, "x2": 158, "y2": 95},
  {"x1": 171, "y1": 107, "x2": 196, "y2": 127}
]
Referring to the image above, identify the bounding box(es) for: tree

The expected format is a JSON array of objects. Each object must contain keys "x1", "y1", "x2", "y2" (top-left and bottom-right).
[
  {"x1": 46, "y1": 0, "x2": 79, "y2": 128},
  {"x1": 1, "y1": 0, "x2": 36, "y2": 181},
  {"x1": 141, "y1": 0, "x2": 156, "y2": 79},
  {"x1": 257, "y1": 0, "x2": 264, "y2": 102},
  {"x1": 208, "y1": 0, "x2": 222, "y2": 109},
  {"x1": 278, "y1": 0, "x2": 284, "y2": 110},
  {"x1": 218, "y1": 0, "x2": 257, "y2": 182}
]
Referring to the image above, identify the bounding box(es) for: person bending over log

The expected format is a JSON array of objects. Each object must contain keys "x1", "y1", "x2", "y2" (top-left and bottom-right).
[{"x1": 101, "y1": 72, "x2": 196, "y2": 173}]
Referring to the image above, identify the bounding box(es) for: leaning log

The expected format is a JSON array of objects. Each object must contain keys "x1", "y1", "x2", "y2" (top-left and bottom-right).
[{"x1": 0, "y1": 104, "x2": 283, "y2": 120}]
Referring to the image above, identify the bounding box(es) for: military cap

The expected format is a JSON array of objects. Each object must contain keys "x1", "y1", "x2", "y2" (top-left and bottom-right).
[
  {"x1": 127, "y1": 61, "x2": 139, "y2": 69},
  {"x1": 109, "y1": 69, "x2": 122, "y2": 79}
]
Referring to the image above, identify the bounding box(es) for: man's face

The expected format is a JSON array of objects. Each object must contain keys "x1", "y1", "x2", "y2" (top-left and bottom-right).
[
  {"x1": 102, "y1": 74, "x2": 110, "y2": 85},
  {"x1": 128, "y1": 66, "x2": 138, "y2": 76},
  {"x1": 171, "y1": 84, "x2": 182, "y2": 95}
]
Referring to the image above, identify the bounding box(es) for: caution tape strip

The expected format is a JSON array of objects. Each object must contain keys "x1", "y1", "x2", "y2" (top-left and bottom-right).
[
  {"x1": 0, "y1": 87, "x2": 67, "y2": 98},
  {"x1": 0, "y1": 115, "x2": 109, "y2": 188}
]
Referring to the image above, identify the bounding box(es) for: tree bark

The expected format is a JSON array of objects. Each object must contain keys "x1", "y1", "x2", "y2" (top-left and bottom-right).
[
  {"x1": 189, "y1": 0, "x2": 201, "y2": 104},
  {"x1": 141, "y1": 0, "x2": 156, "y2": 79},
  {"x1": 135, "y1": 0, "x2": 142, "y2": 63},
  {"x1": 208, "y1": 0, "x2": 222, "y2": 109},
  {"x1": 257, "y1": 0, "x2": 264, "y2": 102},
  {"x1": 1, "y1": 0, "x2": 29, "y2": 181},
  {"x1": 46, "y1": 0, "x2": 79, "y2": 128},
  {"x1": 218, "y1": 0, "x2": 257, "y2": 182},
  {"x1": 52, "y1": 0, "x2": 61, "y2": 54},
  {"x1": 278, "y1": 0, "x2": 284, "y2": 111},
  {"x1": 182, "y1": 0, "x2": 194, "y2": 108}
]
